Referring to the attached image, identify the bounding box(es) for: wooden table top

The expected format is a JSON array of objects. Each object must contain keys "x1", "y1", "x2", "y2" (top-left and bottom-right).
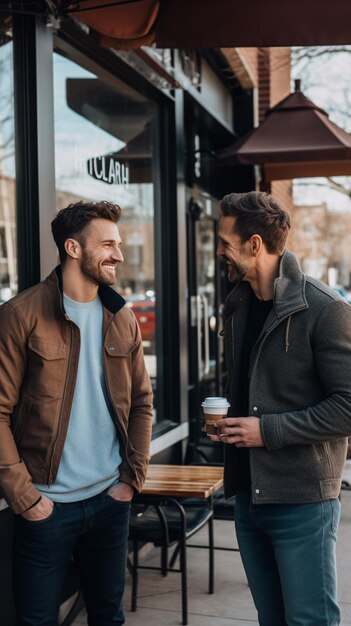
[{"x1": 141, "y1": 464, "x2": 224, "y2": 499}]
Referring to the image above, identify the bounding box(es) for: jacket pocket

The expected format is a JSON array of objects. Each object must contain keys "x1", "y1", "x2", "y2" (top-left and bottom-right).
[
  {"x1": 104, "y1": 340, "x2": 136, "y2": 357},
  {"x1": 27, "y1": 339, "x2": 66, "y2": 397},
  {"x1": 28, "y1": 339, "x2": 66, "y2": 360}
]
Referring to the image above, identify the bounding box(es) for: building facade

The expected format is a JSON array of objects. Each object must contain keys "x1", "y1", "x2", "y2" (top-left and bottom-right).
[{"x1": 0, "y1": 10, "x2": 292, "y2": 621}]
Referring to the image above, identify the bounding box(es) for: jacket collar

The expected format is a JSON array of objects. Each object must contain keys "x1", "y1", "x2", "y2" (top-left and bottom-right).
[
  {"x1": 273, "y1": 249, "x2": 308, "y2": 318},
  {"x1": 46, "y1": 266, "x2": 126, "y2": 315},
  {"x1": 224, "y1": 249, "x2": 308, "y2": 320}
]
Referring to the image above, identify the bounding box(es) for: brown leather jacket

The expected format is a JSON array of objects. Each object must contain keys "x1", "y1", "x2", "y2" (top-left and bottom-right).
[{"x1": 0, "y1": 268, "x2": 153, "y2": 514}]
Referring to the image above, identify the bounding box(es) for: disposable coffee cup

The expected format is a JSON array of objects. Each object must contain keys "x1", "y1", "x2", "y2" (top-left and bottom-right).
[{"x1": 201, "y1": 397, "x2": 230, "y2": 435}]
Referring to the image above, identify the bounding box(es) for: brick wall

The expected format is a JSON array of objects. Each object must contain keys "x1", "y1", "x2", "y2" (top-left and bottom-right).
[
  {"x1": 257, "y1": 48, "x2": 292, "y2": 214},
  {"x1": 258, "y1": 47, "x2": 291, "y2": 120}
]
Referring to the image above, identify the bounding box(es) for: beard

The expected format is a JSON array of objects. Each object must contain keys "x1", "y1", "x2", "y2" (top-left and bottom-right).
[
  {"x1": 226, "y1": 258, "x2": 248, "y2": 283},
  {"x1": 80, "y1": 249, "x2": 116, "y2": 287}
]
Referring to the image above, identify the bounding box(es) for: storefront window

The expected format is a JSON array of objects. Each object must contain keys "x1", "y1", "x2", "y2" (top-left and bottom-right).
[
  {"x1": 53, "y1": 52, "x2": 159, "y2": 420},
  {"x1": 0, "y1": 22, "x2": 17, "y2": 302}
]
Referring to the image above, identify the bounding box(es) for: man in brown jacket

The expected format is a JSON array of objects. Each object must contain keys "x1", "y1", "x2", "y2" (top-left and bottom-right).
[{"x1": 0, "y1": 200, "x2": 153, "y2": 625}]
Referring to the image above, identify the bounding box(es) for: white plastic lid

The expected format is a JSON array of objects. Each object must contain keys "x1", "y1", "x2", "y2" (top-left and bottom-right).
[{"x1": 201, "y1": 397, "x2": 230, "y2": 408}]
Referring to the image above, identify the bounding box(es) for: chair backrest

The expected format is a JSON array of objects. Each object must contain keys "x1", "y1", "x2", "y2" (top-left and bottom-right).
[
  {"x1": 185, "y1": 440, "x2": 224, "y2": 466},
  {"x1": 184, "y1": 444, "x2": 235, "y2": 521}
]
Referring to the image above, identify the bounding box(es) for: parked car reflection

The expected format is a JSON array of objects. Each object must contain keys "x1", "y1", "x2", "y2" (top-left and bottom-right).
[{"x1": 125, "y1": 295, "x2": 156, "y2": 353}]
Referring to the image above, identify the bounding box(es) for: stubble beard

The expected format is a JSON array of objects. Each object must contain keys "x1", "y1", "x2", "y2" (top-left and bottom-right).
[
  {"x1": 80, "y1": 252, "x2": 116, "y2": 287},
  {"x1": 227, "y1": 260, "x2": 248, "y2": 283}
]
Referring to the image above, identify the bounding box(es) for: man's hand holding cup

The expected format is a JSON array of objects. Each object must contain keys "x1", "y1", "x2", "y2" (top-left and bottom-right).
[{"x1": 201, "y1": 397, "x2": 230, "y2": 436}]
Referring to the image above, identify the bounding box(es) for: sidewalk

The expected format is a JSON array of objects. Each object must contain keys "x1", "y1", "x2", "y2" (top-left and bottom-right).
[{"x1": 71, "y1": 489, "x2": 351, "y2": 626}]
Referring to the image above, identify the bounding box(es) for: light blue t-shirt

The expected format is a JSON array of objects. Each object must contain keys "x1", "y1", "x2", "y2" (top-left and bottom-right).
[{"x1": 35, "y1": 294, "x2": 122, "y2": 502}]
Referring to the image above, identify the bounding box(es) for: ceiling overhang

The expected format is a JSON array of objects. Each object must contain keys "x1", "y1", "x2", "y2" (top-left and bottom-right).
[{"x1": 3, "y1": 1, "x2": 351, "y2": 49}]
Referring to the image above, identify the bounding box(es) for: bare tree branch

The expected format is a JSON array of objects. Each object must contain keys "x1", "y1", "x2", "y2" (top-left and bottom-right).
[
  {"x1": 326, "y1": 177, "x2": 351, "y2": 198},
  {"x1": 292, "y1": 46, "x2": 351, "y2": 62},
  {"x1": 295, "y1": 178, "x2": 351, "y2": 198}
]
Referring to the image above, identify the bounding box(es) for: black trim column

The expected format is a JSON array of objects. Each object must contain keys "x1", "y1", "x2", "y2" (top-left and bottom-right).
[
  {"x1": 161, "y1": 97, "x2": 183, "y2": 429},
  {"x1": 175, "y1": 89, "x2": 189, "y2": 435},
  {"x1": 13, "y1": 15, "x2": 55, "y2": 291}
]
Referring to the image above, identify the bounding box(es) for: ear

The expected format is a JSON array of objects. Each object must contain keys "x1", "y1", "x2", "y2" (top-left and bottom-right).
[
  {"x1": 64, "y1": 238, "x2": 81, "y2": 260},
  {"x1": 250, "y1": 234, "x2": 262, "y2": 257}
]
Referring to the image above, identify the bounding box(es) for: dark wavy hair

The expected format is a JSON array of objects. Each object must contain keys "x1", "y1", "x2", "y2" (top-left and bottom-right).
[
  {"x1": 220, "y1": 191, "x2": 290, "y2": 254},
  {"x1": 51, "y1": 200, "x2": 122, "y2": 263}
]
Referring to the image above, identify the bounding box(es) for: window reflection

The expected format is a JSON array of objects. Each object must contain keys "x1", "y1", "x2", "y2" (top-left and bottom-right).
[
  {"x1": 0, "y1": 30, "x2": 17, "y2": 302},
  {"x1": 53, "y1": 53, "x2": 158, "y2": 418}
]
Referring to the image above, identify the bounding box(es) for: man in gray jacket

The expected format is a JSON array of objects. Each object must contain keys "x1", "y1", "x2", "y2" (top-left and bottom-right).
[{"x1": 211, "y1": 191, "x2": 351, "y2": 626}]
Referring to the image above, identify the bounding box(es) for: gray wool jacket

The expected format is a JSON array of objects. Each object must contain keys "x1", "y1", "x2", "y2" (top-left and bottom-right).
[{"x1": 223, "y1": 249, "x2": 351, "y2": 504}]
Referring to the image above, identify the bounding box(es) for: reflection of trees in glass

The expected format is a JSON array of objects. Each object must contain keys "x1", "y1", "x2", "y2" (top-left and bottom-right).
[
  {"x1": 53, "y1": 53, "x2": 157, "y2": 221},
  {"x1": 54, "y1": 54, "x2": 133, "y2": 203},
  {"x1": 0, "y1": 39, "x2": 17, "y2": 296},
  {"x1": 53, "y1": 53, "x2": 156, "y2": 306},
  {"x1": 0, "y1": 41, "x2": 15, "y2": 168},
  {"x1": 122, "y1": 184, "x2": 154, "y2": 221}
]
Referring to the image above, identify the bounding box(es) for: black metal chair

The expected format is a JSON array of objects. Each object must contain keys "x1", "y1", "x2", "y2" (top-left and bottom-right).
[
  {"x1": 128, "y1": 495, "x2": 214, "y2": 625},
  {"x1": 185, "y1": 441, "x2": 239, "y2": 552}
]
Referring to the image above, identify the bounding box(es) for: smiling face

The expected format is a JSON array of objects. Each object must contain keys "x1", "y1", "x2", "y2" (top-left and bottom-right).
[
  {"x1": 76, "y1": 218, "x2": 124, "y2": 287},
  {"x1": 217, "y1": 216, "x2": 252, "y2": 283}
]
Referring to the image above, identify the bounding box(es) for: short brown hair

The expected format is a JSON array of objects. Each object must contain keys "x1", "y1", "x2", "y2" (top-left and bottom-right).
[
  {"x1": 51, "y1": 200, "x2": 122, "y2": 263},
  {"x1": 220, "y1": 191, "x2": 290, "y2": 254}
]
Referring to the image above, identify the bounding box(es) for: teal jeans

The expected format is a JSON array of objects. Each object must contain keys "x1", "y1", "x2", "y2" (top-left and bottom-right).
[{"x1": 235, "y1": 491, "x2": 341, "y2": 626}]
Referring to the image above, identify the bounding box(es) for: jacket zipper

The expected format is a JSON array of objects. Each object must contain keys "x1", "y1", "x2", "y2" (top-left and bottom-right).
[
  {"x1": 47, "y1": 322, "x2": 73, "y2": 485},
  {"x1": 241, "y1": 306, "x2": 306, "y2": 494},
  {"x1": 103, "y1": 318, "x2": 136, "y2": 482}
]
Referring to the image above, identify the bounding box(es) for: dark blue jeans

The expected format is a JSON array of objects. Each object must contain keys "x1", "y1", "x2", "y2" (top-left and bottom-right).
[
  {"x1": 13, "y1": 490, "x2": 131, "y2": 626},
  {"x1": 235, "y1": 491, "x2": 341, "y2": 626}
]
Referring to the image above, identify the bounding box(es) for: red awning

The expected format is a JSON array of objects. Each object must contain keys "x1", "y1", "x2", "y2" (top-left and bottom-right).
[
  {"x1": 68, "y1": 0, "x2": 160, "y2": 49},
  {"x1": 67, "y1": 0, "x2": 351, "y2": 49},
  {"x1": 217, "y1": 91, "x2": 351, "y2": 181}
]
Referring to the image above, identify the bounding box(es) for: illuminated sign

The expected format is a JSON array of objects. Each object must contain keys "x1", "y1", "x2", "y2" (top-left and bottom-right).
[{"x1": 87, "y1": 156, "x2": 129, "y2": 186}]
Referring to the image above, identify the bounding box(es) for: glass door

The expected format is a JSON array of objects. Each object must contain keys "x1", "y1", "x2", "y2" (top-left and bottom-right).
[
  {"x1": 53, "y1": 51, "x2": 161, "y2": 425},
  {"x1": 187, "y1": 191, "x2": 225, "y2": 463},
  {"x1": 195, "y1": 216, "x2": 217, "y2": 387}
]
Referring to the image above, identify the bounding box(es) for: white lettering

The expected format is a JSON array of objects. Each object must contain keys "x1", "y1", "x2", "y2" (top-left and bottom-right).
[
  {"x1": 108, "y1": 158, "x2": 116, "y2": 184},
  {"x1": 93, "y1": 157, "x2": 103, "y2": 179},
  {"x1": 122, "y1": 164, "x2": 129, "y2": 186},
  {"x1": 115, "y1": 161, "x2": 121, "y2": 185},
  {"x1": 87, "y1": 157, "x2": 129, "y2": 186},
  {"x1": 101, "y1": 157, "x2": 109, "y2": 182}
]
